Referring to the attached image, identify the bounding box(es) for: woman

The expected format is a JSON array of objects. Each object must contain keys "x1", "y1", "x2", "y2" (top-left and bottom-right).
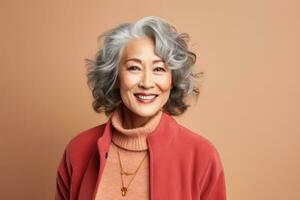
[{"x1": 55, "y1": 16, "x2": 226, "y2": 200}]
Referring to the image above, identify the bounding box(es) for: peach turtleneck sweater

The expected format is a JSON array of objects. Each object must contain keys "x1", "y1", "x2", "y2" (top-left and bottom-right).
[{"x1": 95, "y1": 104, "x2": 163, "y2": 200}]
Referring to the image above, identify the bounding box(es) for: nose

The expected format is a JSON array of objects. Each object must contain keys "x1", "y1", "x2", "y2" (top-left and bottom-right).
[{"x1": 138, "y1": 68, "x2": 155, "y2": 89}]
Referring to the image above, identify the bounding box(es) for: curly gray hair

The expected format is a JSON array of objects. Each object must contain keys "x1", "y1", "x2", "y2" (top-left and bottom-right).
[{"x1": 85, "y1": 16, "x2": 203, "y2": 117}]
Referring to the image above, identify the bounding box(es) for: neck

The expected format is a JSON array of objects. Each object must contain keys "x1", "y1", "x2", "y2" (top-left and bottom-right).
[{"x1": 110, "y1": 103, "x2": 163, "y2": 151}]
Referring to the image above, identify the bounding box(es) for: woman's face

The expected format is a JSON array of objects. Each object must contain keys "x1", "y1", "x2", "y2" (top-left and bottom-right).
[{"x1": 118, "y1": 37, "x2": 172, "y2": 118}]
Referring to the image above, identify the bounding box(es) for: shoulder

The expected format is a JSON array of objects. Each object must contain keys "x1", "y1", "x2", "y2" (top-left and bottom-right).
[
  {"x1": 64, "y1": 122, "x2": 107, "y2": 162},
  {"x1": 55, "y1": 122, "x2": 108, "y2": 195},
  {"x1": 69, "y1": 123, "x2": 106, "y2": 147},
  {"x1": 174, "y1": 121, "x2": 224, "y2": 168},
  {"x1": 175, "y1": 122, "x2": 225, "y2": 180},
  {"x1": 176, "y1": 122, "x2": 219, "y2": 155}
]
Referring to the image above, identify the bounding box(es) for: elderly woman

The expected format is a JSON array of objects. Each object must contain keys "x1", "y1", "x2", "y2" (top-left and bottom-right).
[{"x1": 55, "y1": 16, "x2": 226, "y2": 200}]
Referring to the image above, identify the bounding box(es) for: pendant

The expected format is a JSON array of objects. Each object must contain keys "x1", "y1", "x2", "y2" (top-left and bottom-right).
[
  {"x1": 121, "y1": 187, "x2": 127, "y2": 196},
  {"x1": 122, "y1": 171, "x2": 135, "y2": 176}
]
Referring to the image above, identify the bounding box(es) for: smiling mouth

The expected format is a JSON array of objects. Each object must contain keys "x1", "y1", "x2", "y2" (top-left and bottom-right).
[{"x1": 134, "y1": 94, "x2": 158, "y2": 103}]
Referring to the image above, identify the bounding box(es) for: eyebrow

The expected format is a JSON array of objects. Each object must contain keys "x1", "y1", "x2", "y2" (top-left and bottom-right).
[{"x1": 124, "y1": 58, "x2": 165, "y2": 64}]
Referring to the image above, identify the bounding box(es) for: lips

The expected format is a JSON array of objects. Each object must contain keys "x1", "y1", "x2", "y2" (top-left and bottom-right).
[
  {"x1": 134, "y1": 93, "x2": 158, "y2": 103},
  {"x1": 134, "y1": 93, "x2": 158, "y2": 96}
]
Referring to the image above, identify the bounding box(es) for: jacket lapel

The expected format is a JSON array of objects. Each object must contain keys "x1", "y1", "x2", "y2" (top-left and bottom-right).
[{"x1": 146, "y1": 112, "x2": 179, "y2": 200}]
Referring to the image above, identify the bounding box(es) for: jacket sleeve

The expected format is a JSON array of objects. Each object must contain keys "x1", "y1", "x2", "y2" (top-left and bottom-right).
[
  {"x1": 55, "y1": 143, "x2": 72, "y2": 200},
  {"x1": 200, "y1": 147, "x2": 227, "y2": 200}
]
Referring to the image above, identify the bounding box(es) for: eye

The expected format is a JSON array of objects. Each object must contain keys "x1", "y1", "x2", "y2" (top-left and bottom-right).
[
  {"x1": 154, "y1": 67, "x2": 166, "y2": 72},
  {"x1": 128, "y1": 66, "x2": 141, "y2": 71}
]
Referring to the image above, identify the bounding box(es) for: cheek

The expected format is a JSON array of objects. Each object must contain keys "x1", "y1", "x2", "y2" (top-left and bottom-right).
[
  {"x1": 156, "y1": 74, "x2": 172, "y2": 92},
  {"x1": 119, "y1": 72, "x2": 140, "y2": 90}
]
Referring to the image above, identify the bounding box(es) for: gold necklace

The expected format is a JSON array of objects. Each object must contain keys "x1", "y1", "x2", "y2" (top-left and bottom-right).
[{"x1": 116, "y1": 146, "x2": 148, "y2": 197}]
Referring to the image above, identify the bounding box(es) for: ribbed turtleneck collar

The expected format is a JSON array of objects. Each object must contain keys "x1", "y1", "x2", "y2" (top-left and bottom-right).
[{"x1": 110, "y1": 104, "x2": 163, "y2": 151}]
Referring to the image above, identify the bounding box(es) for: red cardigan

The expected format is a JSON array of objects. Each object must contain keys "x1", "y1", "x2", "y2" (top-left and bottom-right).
[{"x1": 55, "y1": 112, "x2": 226, "y2": 200}]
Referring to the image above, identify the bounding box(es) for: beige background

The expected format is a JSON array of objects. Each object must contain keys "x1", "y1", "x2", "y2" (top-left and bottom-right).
[{"x1": 1, "y1": 0, "x2": 299, "y2": 199}]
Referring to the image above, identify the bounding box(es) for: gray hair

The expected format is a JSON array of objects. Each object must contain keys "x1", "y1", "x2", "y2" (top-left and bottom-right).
[{"x1": 85, "y1": 16, "x2": 204, "y2": 117}]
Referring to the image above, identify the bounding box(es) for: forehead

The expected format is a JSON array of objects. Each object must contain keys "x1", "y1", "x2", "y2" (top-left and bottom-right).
[{"x1": 121, "y1": 37, "x2": 163, "y2": 62}]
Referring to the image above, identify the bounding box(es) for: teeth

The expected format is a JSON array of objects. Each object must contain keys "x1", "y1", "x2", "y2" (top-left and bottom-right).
[{"x1": 136, "y1": 95, "x2": 156, "y2": 100}]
